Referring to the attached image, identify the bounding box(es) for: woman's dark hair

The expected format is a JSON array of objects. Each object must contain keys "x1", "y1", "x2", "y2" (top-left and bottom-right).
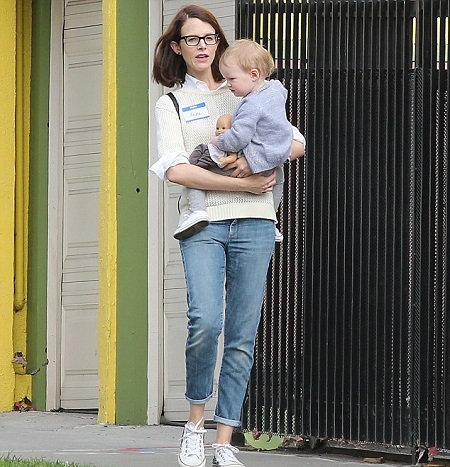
[{"x1": 152, "y1": 5, "x2": 229, "y2": 88}]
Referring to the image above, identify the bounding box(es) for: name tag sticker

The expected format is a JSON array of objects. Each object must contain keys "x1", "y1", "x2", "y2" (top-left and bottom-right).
[{"x1": 182, "y1": 102, "x2": 209, "y2": 122}]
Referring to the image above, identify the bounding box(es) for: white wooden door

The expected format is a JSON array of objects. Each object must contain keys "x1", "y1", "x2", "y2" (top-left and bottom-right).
[
  {"x1": 161, "y1": 0, "x2": 236, "y2": 422},
  {"x1": 60, "y1": 0, "x2": 102, "y2": 409}
]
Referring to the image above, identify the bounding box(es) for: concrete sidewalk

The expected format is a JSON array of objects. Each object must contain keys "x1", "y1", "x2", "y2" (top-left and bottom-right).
[{"x1": 0, "y1": 411, "x2": 407, "y2": 467}]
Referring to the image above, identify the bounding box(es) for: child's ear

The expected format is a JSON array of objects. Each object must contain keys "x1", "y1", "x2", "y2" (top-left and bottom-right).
[{"x1": 250, "y1": 68, "x2": 260, "y2": 81}]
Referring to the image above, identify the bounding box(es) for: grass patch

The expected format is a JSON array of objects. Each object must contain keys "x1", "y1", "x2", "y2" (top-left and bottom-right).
[{"x1": 0, "y1": 457, "x2": 93, "y2": 466}]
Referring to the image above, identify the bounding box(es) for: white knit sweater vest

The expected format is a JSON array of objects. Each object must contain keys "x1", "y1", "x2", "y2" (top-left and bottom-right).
[{"x1": 155, "y1": 86, "x2": 277, "y2": 222}]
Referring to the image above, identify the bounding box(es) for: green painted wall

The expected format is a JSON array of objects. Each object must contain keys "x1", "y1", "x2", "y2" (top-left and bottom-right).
[
  {"x1": 27, "y1": 0, "x2": 51, "y2": 410},
  {"x1": 115, "y1": 0, "x2": 149, "y2": 424}
]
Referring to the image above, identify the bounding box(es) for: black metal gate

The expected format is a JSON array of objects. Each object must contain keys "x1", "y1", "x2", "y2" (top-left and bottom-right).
[{"x1": 238, "y1": 0, "x2": 450, "y2": 455}]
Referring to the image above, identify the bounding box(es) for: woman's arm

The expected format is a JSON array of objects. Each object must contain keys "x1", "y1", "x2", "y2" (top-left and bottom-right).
[
  {"x1": 220, "y1": 138, "x2": 305, "y2": 177},
  {"x1": 166, "y1": 163, "x2": 276, "y2": 195},
  {"x1": 290, "y1": 139, "x2": 305, "y2": 160},
  {"x1": 219, "y1": 142, "x2": 304, "y2": 179},
  {"x1": 290, "y1": 127, "x2": 306, "y2": 160}
]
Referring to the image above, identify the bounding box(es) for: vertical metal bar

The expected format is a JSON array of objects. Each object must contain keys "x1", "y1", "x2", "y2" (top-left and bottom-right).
[
  {"x1": 441, "y1": 0, "x2": 450, "y2": 451},
  {"x1": 322, "y1": 0, "x2": 332, "y2": 438},
  {"x1": 422, "y1": 0, "x2": 435, "y2": 449},
  {"x1": 409, "y1": 1, "x2": 423, "y2": 461},
  {"x1": 298, "y1": 0, "x2": 309, "y2": 438}
]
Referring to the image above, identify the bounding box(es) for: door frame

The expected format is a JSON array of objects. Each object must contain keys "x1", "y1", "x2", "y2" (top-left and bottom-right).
[
  {"x1": 46, "y1": 0, "x2": 64, "y2": 410},
  {"x1": 147, "y1": 1, "x2": 164, "y2": 425}
]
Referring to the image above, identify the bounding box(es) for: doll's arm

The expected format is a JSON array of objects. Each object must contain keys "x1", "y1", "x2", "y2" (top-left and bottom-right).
[{"x1": 218, "y1": 152, "x2": 238, "y2": 164}]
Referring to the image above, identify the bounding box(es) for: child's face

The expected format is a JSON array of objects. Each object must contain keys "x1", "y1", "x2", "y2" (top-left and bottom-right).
[{"x1": 220, "y1": 60, "x2": 259, "y2": 97}]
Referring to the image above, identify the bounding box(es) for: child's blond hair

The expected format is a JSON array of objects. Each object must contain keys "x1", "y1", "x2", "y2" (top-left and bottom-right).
[{"x1": 220, "y1": 39, "x2": 275, "y2": 78}]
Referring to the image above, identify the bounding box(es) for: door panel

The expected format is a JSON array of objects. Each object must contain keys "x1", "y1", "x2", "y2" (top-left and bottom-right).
[{"x1": 60, "y1": 1, "x2": 102, "y2": 409}]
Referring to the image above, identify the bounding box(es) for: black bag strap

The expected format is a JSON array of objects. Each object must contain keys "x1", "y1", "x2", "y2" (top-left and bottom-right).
[
  {"x1": 167, "y1": 92, "x2": 180, "y2": 119},
  {"x1": 167, "y1": 92, "x2": 182, "y2": 214}
]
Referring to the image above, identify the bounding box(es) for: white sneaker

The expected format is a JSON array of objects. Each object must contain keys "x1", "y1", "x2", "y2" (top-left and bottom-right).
[
  {"x1": 275, "y1": 227, "x2": 284, "y2": 242},
  {"x1": 178, "y1": 419, "x2": 207, "y2": 467},
  {"x1": 212, "y1": 443, "x2": 244, "y2": 466},
  {"x1": 174, "y1": 210, "x2": 210, "y2": 240}
]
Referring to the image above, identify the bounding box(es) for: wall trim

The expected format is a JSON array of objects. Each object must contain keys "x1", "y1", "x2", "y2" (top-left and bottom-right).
[
  {"x1": 115, "y1": 0, "x2": 149, "y2": 425},
  {"x1": 28, "y1": 0, "x2": 52, "y2": 410},
  {"x1": 98, "y1": 0, "x2": 117, "y2": 424},
  {"x1": 46, "y1": 0, "x2": 64, "y2": 411},
  {"x1": 147, "y1": 0, "x2": 164, "y2": 425}
]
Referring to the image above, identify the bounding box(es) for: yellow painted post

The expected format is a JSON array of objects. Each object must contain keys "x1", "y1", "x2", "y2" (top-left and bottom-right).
[
  {"x1": 13, "y1": 0, "x2": 33, "y2": 405},
  {"x1": 0, "y1": 0, "x2": 17, "y2": 411},
  {"x1": 98, "y1": 0, "x2": 117, "y2": 423}
]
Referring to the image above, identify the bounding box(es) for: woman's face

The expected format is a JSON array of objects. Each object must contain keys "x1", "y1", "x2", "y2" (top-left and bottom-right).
[{"x1": 170, "y1": 18, "x2": 219, "y2": 78}]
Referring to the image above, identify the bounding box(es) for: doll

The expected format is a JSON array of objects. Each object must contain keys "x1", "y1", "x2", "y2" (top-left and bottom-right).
[
  {"x1": 188, "y1": 114, "x2": 238, "y2": 169},
  {"x1": 215, "y1": 114, "x2": 238, "y2": 164}
]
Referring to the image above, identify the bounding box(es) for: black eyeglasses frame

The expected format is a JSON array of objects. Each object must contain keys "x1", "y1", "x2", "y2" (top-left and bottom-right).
[{"x1": 179, "y1": 34, "x2": 220, "y2": 46}]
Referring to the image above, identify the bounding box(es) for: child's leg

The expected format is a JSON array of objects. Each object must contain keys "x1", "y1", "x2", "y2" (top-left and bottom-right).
[
  {"x1": 188, "y1": 188, "x2": 208, "y2": 212},
  {"x1": 272, "y1": 166, "x2": 285, "y2": 242},
  {"x1": 272, "y1": 166, "x2": 285, "y2": 210},
  {"x1": 173, "y1": 188, "x2": 210, "y2": 240}
]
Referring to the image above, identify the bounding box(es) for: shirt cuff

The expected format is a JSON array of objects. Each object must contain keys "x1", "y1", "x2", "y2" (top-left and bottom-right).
[{"x1": 149, "y1": 152, "x2": 189, "y2": 181}]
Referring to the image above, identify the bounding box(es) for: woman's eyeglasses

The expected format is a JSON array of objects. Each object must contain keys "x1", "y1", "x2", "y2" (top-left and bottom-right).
[{"x1": 179, "y1": 34, "x2": 219, "y2": 46}]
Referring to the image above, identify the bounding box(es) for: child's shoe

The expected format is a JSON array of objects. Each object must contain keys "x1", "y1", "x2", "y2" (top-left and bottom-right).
[
  {"x1": 174, "y1": 210, "x2": 210, "y2": 240},
  {"x1": 275, "y1": 227, "x2": 284, "y2": 243}
]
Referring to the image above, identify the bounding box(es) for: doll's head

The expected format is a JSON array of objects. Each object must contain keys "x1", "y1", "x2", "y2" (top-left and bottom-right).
[{"x1": 215, "y1": 114, "x2": 232, "y2": 136}]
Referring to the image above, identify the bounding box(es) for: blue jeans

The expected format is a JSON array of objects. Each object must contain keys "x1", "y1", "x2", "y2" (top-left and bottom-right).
[{"x1": 179, "y1": 218, "x2": 275, "y2": 427}]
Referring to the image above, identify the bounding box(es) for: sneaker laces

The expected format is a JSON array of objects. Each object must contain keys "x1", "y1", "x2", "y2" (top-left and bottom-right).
[
  {"x1": 212, "y1": 443, "x2": 241, "y2": 464},
  {"x1": 180, "y1": 418, "x2": 207, "y2": 458},
  {"x1": 180, "y1": 210, "x2": 193, "y2": 221}
]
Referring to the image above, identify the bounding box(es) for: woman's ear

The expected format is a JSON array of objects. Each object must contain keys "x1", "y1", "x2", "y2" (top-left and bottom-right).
[{"x1": 170, "y1": 41, "x2": 182, "y2": 55}]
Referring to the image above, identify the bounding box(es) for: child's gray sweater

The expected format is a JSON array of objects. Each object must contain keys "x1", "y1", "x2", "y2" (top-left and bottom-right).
[{"x1": 216, "y1": 80, "x2": 292, "y2": 174}]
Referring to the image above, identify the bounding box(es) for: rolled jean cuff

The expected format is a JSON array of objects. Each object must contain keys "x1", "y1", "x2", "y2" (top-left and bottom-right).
[
  {"x1": 185, "y1": 392, "x2": 214, "y2": 405},
  {"x1": 213, "y1": 414, "x2": 241, "y2": 428}
]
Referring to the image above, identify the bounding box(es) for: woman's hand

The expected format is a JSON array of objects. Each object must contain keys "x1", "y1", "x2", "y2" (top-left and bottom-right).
[
  {"x1": 240, "y1": 170, "x2": 276, "y2": 194},
  {"x1": 224, "y1": 157, "x2": 252, "y2": 178},
  {"x1": 223, "y1": 157, "x2": 275, "y2": 194}
]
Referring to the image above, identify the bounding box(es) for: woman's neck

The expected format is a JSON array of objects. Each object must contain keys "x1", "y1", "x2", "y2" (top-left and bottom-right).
[
  {"x1": 208, "y1": 79, "x2": 225, "y2": 90},
  {"x1": 189, "y1": 71, "x2": 224, "y2": 91}
]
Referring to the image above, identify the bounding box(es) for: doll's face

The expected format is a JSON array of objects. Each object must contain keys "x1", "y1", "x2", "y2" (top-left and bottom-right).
[{"x1": 215, "y1": 114, "x2": 232, "y2": 136}]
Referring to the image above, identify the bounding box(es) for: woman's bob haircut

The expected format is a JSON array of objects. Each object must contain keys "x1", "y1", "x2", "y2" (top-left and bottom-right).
[{"x1": 152, "y1": 4, "x2": 229, "y2": 88}]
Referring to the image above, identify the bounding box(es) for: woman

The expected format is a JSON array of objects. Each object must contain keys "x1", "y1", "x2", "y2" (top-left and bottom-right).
[{"x1": 151, "y1": 5, "x2": 305, "y2": 467}]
